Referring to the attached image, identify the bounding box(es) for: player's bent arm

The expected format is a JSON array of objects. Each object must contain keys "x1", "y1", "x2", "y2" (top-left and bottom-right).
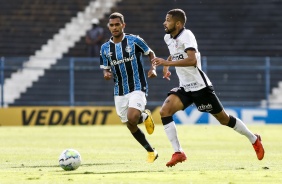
[
  {"x1": 164, "y1": 55, "x2": 171, "y2": 70},
  {"x1": 148, "y1": 50, "x2": 156, "y2": 69},
  {"x1": 147, "y1": 50, "x2": 157, "y2": 78},
  {"x1": 152, "y1": 50, "x2": 197, "y2": 67},
  {"x1": 167, "y1": 50, "x2": 197, "y2": 67}
]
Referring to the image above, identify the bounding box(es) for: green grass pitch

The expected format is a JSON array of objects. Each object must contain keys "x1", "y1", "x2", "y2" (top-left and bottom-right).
[{"x1": 0, "y1": 124, "x2": 281, "y2": 184}]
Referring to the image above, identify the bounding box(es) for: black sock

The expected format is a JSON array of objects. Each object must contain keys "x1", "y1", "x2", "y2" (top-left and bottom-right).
[
  {"x1": 132, "y1": 128, "x2": 154, "y2": 152},
  {"x1": 137, "y1": 115, "x2": 143, "y2": 124},
  {"x1": 161, "y1": 116, "x2": 173, "y2": 125},
  {"x1": 227, "y1": 115, "x2": 236, "y2": 128}
]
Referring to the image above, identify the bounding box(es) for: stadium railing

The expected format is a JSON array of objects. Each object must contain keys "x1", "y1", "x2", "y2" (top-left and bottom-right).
[{"x1": 0, "y1": 56, "x2": 282, "y2": 108}]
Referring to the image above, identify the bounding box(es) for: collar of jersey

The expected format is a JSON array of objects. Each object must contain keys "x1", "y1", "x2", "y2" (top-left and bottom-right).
[
  {"x1": 171, "y1": 28, "x2": 185, "y2": 39},
  {"x1": 110, "y1": 33, "x2": 125, "y2": 43}
]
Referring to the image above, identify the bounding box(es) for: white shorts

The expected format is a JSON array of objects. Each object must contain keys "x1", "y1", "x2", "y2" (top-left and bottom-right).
[{"x1": 114, "y1": 91, "x2": 147, "y2": 123}]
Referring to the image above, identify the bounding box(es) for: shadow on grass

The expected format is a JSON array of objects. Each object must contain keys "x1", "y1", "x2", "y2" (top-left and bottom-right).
[
  {"x1": 62, "y1": 170, "x2": 166, "y2": 175},
  {"x1": 11, "y1": 162, "x2": 123, "y2": 168}
]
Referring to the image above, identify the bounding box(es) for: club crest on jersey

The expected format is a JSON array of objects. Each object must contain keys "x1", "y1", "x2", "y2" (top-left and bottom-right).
[
  {"x1": 175, "y1": 40, "x2": 179, "y2": 48},
  {"x1": 125, "y1": 45, "x2": 132, "y2": 53}
]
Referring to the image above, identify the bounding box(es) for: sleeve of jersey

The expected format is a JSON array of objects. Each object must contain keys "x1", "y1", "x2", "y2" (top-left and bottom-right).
[
  {"x1": 134, "y1": 36, "x2": 152, "y2": 55},
  {"x1": 164, "y1": 34, "x2": 170, "y2": 44},
  {"x1": 183, "y1": 30, "x2": 198, "y2": 52},
  {"x1": 100, "y1": 46, "x2": 111, "y2": 69}
]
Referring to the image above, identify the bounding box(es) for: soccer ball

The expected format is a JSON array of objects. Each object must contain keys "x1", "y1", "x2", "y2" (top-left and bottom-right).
[{"x1": 59, "y1": 149, "x2": 81, "y2": 171}]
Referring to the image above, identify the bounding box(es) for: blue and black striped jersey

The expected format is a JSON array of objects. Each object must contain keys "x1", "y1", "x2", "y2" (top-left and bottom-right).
[{"x1": 100, "y1": 33, "x2": 152, "y2": 96}]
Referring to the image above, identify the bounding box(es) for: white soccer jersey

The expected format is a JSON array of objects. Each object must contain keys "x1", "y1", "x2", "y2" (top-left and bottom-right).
[{"x1": 164, "y1": 28, "x2": 212, "y2": 92}]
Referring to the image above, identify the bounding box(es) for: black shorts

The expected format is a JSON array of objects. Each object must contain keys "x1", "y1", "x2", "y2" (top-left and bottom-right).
[{"x1": 168, "y1": 86, "x2": 223, "y2": 114}]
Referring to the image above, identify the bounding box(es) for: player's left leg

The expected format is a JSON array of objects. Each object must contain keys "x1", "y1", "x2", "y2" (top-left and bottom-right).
[
  {"x1": 213, "y1": 110, "x2": 264, "y2": 160},
  {"x1": 194, "y1": 86, "x2": 264, "y2": 160}
]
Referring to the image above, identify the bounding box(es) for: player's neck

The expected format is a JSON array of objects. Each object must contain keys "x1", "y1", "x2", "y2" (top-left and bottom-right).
[
  {"x1": 112, "y1": 33, "x2": 125, "y2": 43},
  {"x1": 171, "y1": 28, "x2": 184, "y2": 39}
]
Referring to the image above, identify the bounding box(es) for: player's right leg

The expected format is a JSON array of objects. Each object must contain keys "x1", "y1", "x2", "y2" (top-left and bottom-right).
[
  {"x1": 124, "y1": 91, "x2": 158, "y2": 163},
  {"x1": 160, "y1": 93, "x2": 188, "y2": 167}
]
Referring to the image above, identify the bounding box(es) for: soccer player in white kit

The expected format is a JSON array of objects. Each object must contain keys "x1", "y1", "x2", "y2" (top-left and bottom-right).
[{"x1": 152, "y1": 9, "x2": 264, "y2": 167}]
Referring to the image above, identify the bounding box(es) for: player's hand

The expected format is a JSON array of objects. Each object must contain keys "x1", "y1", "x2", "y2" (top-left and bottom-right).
[
  {"x1": 152, "y1": 57, "x2": 168, "y2": 66},
  {"x1": 103, "y1": 70, "x2": 112, "y2": 80},
  {"x1": 148, "y1": 69, "x2": 157, "y2": 78},
  {"x1": 163, "y1": 70, "x2": 171, "y2": 80},
  {"x1": 163, "y1": 68, "x2": 171, "y2": 80}
]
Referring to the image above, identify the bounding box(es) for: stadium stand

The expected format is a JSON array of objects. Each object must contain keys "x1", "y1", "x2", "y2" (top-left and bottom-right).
[
  {"x1": 0, "y1": 0, "x2": 95, "y2": 105},
  {"x1": 1, "y1": 0, "x2": 282, "y2": 107},
  {"x1": 1, "y1": 0, "x2": 120, "y2": 106},
  {"x1": 0, "y1": 0, "x2": 91, "y2": 56},
  {"x1": 12, "y1": 57, "x2": 116, "y2": 106},
  {"x1": 1, "y1": 0, "x2": 281, "y2": 57},
  {"x1": 66, "y1": 0, "x2": 282, "y2": 57}
]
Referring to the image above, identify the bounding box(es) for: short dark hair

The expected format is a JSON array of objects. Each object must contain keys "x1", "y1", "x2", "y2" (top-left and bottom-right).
[
  {"x1": 167, "y1": 9, "x2": 186, "y2": 25},
  {"x1": 109, "y1": 12, "x2": 125, "y2": 23}
]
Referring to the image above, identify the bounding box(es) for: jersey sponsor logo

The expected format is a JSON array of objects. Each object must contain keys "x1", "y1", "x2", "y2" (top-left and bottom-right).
[
  {"x1": 183, "y1": 82, "x2": 203, "y2": 91},
  {"x1": 197, "y1": 103, "x2": 213, "y2": 112},
  {"x1": 110, "y1": 55, "x2": 134, "y2": 66},
  {"x1": 183, "y1": 82, "x2": 198, "y2": 88},
  {"x1": 172, "y1": 54, "x2": 184, "y2": 60}
]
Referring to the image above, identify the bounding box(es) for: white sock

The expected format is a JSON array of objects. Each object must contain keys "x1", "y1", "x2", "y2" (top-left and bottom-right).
[
  {"x1": 233, "y1": 118, "x2": 257, "y2": 144},
  {"x1": 141, "y1": 112, "x2": 148, "y2": 122},
  {"x1": 164, "y1": 122, "x2": 183, "y2": 152}
]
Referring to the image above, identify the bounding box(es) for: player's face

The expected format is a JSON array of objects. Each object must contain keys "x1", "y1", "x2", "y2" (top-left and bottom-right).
[
  {"x1": 108, "y1": 18, "x2": 125, "y2": 38},
  {"x1": 163, "y1": 14, "x2": 176, "y2": 34}
]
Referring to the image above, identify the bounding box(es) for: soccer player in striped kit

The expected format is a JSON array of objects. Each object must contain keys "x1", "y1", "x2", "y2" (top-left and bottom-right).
[
  {"x1": 152, "y1": 9, "x2": 264, "y2": 167},
  {"x1": 100, "y1": 12, "x2": 158, "y2": 163}
]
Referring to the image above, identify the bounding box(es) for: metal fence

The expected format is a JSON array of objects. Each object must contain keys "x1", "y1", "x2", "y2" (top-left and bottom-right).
[
  {"x1": 201, "y1": 56, "x2": 276, "y2": 107},
  {"x1": 0, "y1": 56, "x2": 282, "y2": 107}
]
